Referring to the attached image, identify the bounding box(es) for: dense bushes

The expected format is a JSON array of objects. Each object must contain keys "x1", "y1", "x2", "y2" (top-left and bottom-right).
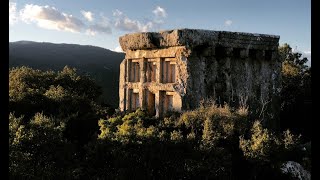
[
  {"x1": 9, "y1": 113, "x2": 76, "y2": 179},
  {"x1": 9, "y1": 66, "x2": 110, "y2": 179},
  {"x1": 9, "y1": 57, "x2": 311, "y2": 179},
  {"x1": 9, "y1": 66, "x2": 105, "y2": 118},
  {"x1": 279, "y1": 44, "x2": 312, "y2": 140},
  {"x1": 91, "y1": 102, "x2": 308, "y2": 179}
]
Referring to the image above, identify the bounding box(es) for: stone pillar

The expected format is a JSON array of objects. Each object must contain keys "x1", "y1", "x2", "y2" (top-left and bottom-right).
[
  {"x1": 119, "y1": 59, "x2": 126, "y2": 111},
  {"x1": 155, "y1": 91, "x2": 160, "y2": 117},
  {"x1": 123, "y1": 87, "x2": 127, "y2": 111},
  {"x1": 127, "y1": 89, "x2": 132, "y2": 111},
  {"x1": 155, "y1": 58, "x2": 161, "y2": 83},
  {"x1": 162, "y1": 59, "x2": 167, "y2": 83},
  {"x1": 172, "y1": 61, "x2": 177, "y2": 83},
  {"x1": 269, "y1": 49, "x2": 281, "y2": 130},
  {"x1": 127, "y1": 59, "x2": 132, "y2": 82},
  {"x1": 271, "y1": 51, "x2": 277, "y2": 61},
  {"x1": 124, "y1": 59, "x2": 128, "y2": 82},
  {"x1": 140, "y1": 58, "x2": 146, "y2": 83},
  {"x1": 140, "y1": 88, "x2": 146, "y2": 110}
]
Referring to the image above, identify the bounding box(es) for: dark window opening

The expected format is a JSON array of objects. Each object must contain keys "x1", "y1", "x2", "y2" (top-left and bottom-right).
[
  {"x1": 129, "y1": 62, "x2": 140, "y2": 82},
  {"x1": 159, "y1": 91, "x2": 174, "y2": 116},
  {"x1": 233, "y1": 48, "x2": 241, "y2": 58},
  {"x1": 161, "y1": 60, "x2": 176, "y2": 83},
  {"x1": 215, "y1": 47, "x2": 226, "y2": 57},
  {"x1": 130, "y1": 90, "x2": 139, "y2": 111},
  {"x1": 249, "y1": 49, "x2": 257, "y2": 59},
  {"x1": 146, "y1": 90, "x2": 156, "y2": 116},
  {"x1": 146, "y1": 61, "x2": 157, "y2": 82},
  {"x1": 265, "y1": 50, "x2": 273, "y2": 60}
]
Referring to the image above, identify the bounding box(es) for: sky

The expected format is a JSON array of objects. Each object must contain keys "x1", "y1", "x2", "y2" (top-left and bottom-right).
[{"x1": 9, "y1": 0, "x2": 311, "y2": 64}]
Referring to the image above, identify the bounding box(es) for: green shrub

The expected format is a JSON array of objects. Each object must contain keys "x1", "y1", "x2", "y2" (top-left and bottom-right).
[
  {"x1": 240, "y1": 121, "x2": 304, "y2": 164},
  {"x1": 239, "y1": 120, "x2": 277, "y2": 161}
]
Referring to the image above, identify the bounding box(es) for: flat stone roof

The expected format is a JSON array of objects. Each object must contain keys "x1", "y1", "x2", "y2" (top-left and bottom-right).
[{"x1": 119, "y1": 29, "x2": 280, "y2": 51}]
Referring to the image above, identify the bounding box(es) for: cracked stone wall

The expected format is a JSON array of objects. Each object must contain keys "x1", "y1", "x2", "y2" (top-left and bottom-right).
[{"x1": 119, "y1": 29, "x2": 281, "y2": 129}]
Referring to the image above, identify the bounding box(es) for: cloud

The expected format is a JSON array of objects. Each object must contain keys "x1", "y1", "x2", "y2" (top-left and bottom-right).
[
  {"x1": 292, "y1": 48, "x2": 311, "y2": 58},
  {"x1": 85, "y1": 14, "x2": 112, "y2": 36},
  {"x1": 224, "y1": 20, "x2": 233, "y2": 26},
  {"x1": 86, "y1": 23, "x2": 112, "y2": 36},
  {"x1": 19, "y1": 4, "x2": 85, "y2": 33},
  {"x1": 302, "y1": 50, "x2": 311, "y2": 67},
  {"x1": 14, "y1": 4, "x2": 167, "y2": 35},
  {"x1": 302, "y1": 50, "x2": 311, "y2": 59},
  {"x1": 303, "y1": 50, "x2": 311, "y2": 55},
  {"x1": 9, "y1": 2, "x2": 17, "y2": 25},
  {"x1": 113, "y1": 9, "x2": 156, "y2": 32},
  {"x1": 292, "y1": 48, "x2": 311, "y2": 66},
  {"x1": 113, "y1": 45, "x2": 123, "y2": 52},
  {"x1": 152, "y1": 6, "x2": 167, "y2": 18},
  {"x1": 81, "y1": 10, "x2": 94, "y2": 22},
  {"x1": 112, "y1": 9, "x2": 123, "y2": 17}
]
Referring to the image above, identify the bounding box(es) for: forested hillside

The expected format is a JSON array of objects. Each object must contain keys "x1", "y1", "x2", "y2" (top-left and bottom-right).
[{"x1": 9, "y1": 41, "x2": 125, "y2": 107}]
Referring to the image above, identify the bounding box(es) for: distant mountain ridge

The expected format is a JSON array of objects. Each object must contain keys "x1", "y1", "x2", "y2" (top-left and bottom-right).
[{"x1": 9, "y1": 41, "x2": 125, "y2": 108}]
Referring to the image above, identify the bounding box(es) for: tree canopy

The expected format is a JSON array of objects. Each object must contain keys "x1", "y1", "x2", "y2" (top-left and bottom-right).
[
  {"x1": 9, "y1": 44, "x2": 312, "y2": 179},
  {"x1": 279, "y1": 43, "x2": 311, "y2": 140}
]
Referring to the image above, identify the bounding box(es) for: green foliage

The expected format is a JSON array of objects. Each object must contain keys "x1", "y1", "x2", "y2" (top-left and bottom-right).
[
  {"x1": 9, "y1": 66, "x2": 54, "y2": 102},
  {"x1": 282, "y1": 129, "x2": 301, "y2": 150},
  {"x1": 279, "y1": 44, "x2": 309, "y2": 71},
  {"x1": 279, "y1": 43, "x2": 311, "y2": 139},
  {"x1": 177, "y1": 109, "x2": 204, "y2": 138},
  {"x1": 238, "y1": 120, "x2": 310, "y2": 179},
  {"x1": 170, "y1": 130, "x2": 183, "y2": 141},
  {"x1": 175, "y1": 103, "x2": 248, "y2": 149},
  {"x1": 44, "y1": 85, "x2": 67, "y2": 101},
  {"x1": 9, "y1": 51, "x2": 312, "y2": 179},
  {"x1": 55, "y1": 66, "x2": 102, "y2": 100},
  {"x1": 239, "y1": 121, "x2": 304, "y2": 164},
  {"x1": 9, "y1": 66, "x2": 106, "y2": 120},
  {"x1": 9, "y1": 113, "x2": 24, "y2": 144},
  {"x1": 91, "y1": 104, "x2": 253, "y2": 179},
  {"x1": 9, "y1": 113, "x2": 76, "y2": 179},
  {"x1": 9, "y1": 66, "x2": 110, "y2": 179},
  {"x1": 239, "y1": 121, "x2": 277, "y2": 161},
  {"x1": 98, "y1": 109, "x2": 159, "y2": 143}
]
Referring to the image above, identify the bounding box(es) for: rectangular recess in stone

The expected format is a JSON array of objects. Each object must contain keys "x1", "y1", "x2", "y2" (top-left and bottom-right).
[
  {"x1": 215, "y1": 46, "x2": 227, "y2": 58},
  {"x1": 249, "y1": 49, "x2": 257, "y2": 59},
  {"x1": 146, "y1": 60, "x2": 157, "y2": 82},
  {"x1": 166, "y1": 94, "x2": 173, "y2": 112},
  {"x1": 161, "y1": 60, "x2": 176, "y2": 83},
  {"x1": 265, "y1": 50, "x2": 273, "y2": 60},
  {"x1": 130, "y1": 61, "x2": 140, "y2": 82},
  {"x1": 130, "y1": 90, "x2": 140, "y2": 111},
  {"x1": 233, "y1": 48, "x2": 242, "y2": 58},
  {"x1": 162, "y1": 91, "x2": 174, "y2": 113},
  {"x1": 146, "y1": 90, "x2": 156, "y2": 116}
]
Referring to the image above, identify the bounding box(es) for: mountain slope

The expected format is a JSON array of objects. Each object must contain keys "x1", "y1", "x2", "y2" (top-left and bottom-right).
[{"x1": 9, "y1": 41, "x2": 125, "y2": 108}]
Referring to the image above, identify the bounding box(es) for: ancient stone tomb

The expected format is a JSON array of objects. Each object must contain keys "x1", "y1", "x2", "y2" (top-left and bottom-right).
[{"x1": 119, "y1": 29, "x2": 281, "y2": 126}]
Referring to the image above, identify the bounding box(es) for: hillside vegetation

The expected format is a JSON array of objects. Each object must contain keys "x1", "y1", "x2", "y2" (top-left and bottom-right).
[
  {"x1": 9, "y1": 43, "x2": 311, "y2": 179},
  {"x1": 9, "y1": 41, "x2": 125, "y2": 107}
]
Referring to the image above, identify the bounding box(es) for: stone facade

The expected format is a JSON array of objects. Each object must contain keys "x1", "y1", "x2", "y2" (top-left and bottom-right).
[{"x1": 119, "y1": 29, "x2": 281, "y2": 128}]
